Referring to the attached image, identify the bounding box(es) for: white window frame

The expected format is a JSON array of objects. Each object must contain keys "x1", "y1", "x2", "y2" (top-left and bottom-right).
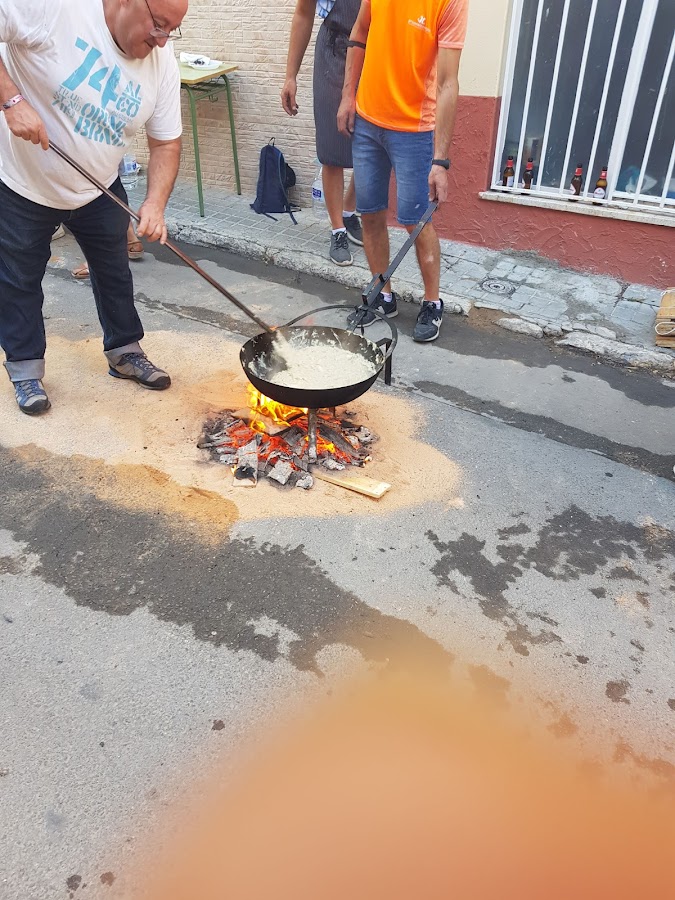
[{"x1": 490, "y1": 0, "x2": 675, "y2": 219}]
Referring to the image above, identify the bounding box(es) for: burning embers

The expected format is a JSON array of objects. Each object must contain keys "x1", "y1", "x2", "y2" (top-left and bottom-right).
[{"x1": 199, "y1": 387, "x2": 375, "y2": 489}]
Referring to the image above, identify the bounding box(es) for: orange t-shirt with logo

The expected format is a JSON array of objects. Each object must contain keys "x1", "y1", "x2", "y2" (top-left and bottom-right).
[{"x1": 356, "y1": 0, "x2": 468, "y2": 132}]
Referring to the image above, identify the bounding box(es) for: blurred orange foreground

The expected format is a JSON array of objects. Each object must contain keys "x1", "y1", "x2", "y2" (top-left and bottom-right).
[{"x1": 137, "y1": 670, "x2": 674, "y2": 899}]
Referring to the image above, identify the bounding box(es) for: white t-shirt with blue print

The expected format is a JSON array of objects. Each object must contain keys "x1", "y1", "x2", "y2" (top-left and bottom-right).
[{"x1": 0, "y1": 0, "x2": 182, "y2": 209}]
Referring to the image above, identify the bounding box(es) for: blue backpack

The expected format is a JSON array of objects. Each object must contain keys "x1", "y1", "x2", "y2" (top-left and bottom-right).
[{"x1": 251, "y1": 139, "x2": 299, "y2": 224}]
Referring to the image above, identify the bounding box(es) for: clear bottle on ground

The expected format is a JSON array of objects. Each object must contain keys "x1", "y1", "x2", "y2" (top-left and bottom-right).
[
  {"x1": 312, "y1": 159, "x2": 327, "y2": 218},
  {"x1": 119, "y1": 154, "x2": 139, "y2": 188}
]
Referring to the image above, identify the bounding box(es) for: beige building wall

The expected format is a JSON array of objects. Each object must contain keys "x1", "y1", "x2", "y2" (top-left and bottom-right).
[
  {"x1": 460, "y1": 0, "x2": 511, "y2": 98},
  {"x1": 135, "y1": 0, "x2": 512, "y2": 206}
]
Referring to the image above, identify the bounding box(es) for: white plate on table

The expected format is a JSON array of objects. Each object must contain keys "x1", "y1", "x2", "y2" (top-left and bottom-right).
[
  {"x1": 180, "y1": 53, "x2": 224, "y2": 70},
  {"x1": 189, "y1": 60, "x2": 223, "y2": 70}
]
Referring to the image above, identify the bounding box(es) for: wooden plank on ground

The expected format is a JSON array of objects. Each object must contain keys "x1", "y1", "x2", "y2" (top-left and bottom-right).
[
  {"x1": 313, "y1": 468, "x2": 391, "y2": 499},
  {"x1": 655, "y1": 288, "x2": 675, "y2": 349}
]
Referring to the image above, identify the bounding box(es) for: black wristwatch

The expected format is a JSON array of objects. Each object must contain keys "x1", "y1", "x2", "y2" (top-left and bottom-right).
[{"x1": 432, "y1": 158, "x2": 450, "y2": 170}]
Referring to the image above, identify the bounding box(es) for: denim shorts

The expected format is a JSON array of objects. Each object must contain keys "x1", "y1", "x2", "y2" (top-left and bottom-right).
[{"x1": 352, "y1": 115, "x2": 433, "y2": 225}]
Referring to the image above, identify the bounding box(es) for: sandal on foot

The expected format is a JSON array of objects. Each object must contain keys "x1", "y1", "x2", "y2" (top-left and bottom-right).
[
  {"x1": 127, "y1": 240, "x2": 144, "y2": 260},
  {"x1": 72, "y1": 263, "x2": 90, "y2": 279},
  {"x1": 72, "y1": 241, "x2": 142, "y2": 278}
]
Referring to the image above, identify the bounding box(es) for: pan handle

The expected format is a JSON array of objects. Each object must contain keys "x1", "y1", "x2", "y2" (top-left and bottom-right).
[
  {"x1": 362, "y1": 200, "x2": 438, "y2": 305},
  {"x1": 356, "y1": 307, "x2": 398, "y2": 361},
  {"x1": 282, "y1": 302, "x2": 398, "y2": 360}
]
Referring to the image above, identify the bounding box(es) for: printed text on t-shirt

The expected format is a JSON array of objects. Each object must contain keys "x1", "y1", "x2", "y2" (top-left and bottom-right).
[{"x1": 52, "y1": 37, "x2": 143, "y2": 147}]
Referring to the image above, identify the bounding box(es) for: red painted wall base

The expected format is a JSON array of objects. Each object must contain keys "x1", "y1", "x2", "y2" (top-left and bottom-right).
[{"x1": 391, "y1": 96, "x2": 673, "y2": 288}]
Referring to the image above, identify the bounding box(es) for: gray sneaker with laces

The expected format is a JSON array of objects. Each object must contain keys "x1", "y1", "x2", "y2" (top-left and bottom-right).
[
  {"x1": 413, "y1": 300, "x2": 444, "y2": 342},
  {"x1": 109, "y1": 351, "x2": 171, "y2": 390},
  {"x1": 329, "y1": 230, "x2": 353, "y2": 267},
  {"x1": 343, "y1": 214, "x2": 364, "y2": 246},
  {"x1": 347, "y1": 291, "x2": 398, "y2": 328},
  {"x1": 14, "y1": 379, "x2": 51, "y2": 415}
]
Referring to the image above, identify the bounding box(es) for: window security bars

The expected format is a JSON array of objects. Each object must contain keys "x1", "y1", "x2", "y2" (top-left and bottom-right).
[{"x1": 491, "y1": 0, "x2": 675, "y2": 218}]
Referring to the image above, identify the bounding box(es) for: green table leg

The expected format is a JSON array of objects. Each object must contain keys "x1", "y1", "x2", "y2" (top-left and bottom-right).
[
  {"x1": 223, "y1": 76, "x2": 241, "y2": 196},
  {"x1": 185, "y1": 85, "x2": 205, "y2": 217}
]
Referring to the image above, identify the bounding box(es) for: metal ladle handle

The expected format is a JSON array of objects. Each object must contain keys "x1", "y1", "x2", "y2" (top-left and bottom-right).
[
  {"x1": 48, "y1": 140, "x2": 274, "y2": 334},
  {"x1": 362, "y1": 199, "x2": 439, "y2": 305},
  {"x1": 283, "y1": 303, "x2": 398, "y2": 360}
]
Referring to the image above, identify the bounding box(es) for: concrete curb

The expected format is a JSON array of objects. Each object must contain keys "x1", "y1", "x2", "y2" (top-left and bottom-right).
[
  {"x1": 498, "y1": 318, "x2": 544, "y2": 338},
  {"x1": 166, "y1": 216, "x2": 472, "y2": 316},
  {"x1": 492, "y1": 315, "x2": 674, "y2": 373},
  {"x1": 557, "y1": 331, "x2": 675, "y2": 373}
]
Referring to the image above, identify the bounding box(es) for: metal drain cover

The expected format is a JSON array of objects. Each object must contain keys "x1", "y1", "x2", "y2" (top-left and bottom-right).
[{"x1": 479, "y1": 278, "x2": 515, "y2": 296}]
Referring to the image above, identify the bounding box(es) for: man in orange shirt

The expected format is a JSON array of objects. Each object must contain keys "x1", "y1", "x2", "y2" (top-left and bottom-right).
[{"x1": 338, "y1": 0, "x2": 467, "y2": 342}]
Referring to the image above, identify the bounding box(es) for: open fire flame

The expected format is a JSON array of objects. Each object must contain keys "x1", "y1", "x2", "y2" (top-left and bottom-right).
[
  {"x1": 198, "y1": 388, "x2": 374, "y2": 489},
  {"x1": 247, "y1": 386, "x2": 337, "y2": 455},
  {"x1": 247, "y1": 385, "x2": 306, "y2": 431}
]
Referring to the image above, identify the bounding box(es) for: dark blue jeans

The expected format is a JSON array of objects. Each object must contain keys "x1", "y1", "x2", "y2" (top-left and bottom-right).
[{"x1": 0, "y1": 178, "x2": 143, "y2": 382}]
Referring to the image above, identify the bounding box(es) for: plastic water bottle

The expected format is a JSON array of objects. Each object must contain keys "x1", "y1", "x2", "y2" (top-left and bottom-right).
[
  {"x1": 119, "y1": 153, "x2": 139, "y2": 188},
  {"x1": 312, "y1": 160, "x2": 327, "y2": 218}
]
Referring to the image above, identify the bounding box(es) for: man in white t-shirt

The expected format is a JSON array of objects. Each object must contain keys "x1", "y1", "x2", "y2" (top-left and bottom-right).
[{"x1": 0, "y1": 0, "x2": 187, "y2": 415}]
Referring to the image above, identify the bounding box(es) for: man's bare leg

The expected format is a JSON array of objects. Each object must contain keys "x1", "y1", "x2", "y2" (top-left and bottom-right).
[
  {"x1": 406, "y1": 221, "x2": 440, "y2": 300},
  {"x1": 344, "y1": 172, "x2": 356, "y2": 213},
  {"x1": 321, "y1": 165, "x2": 346, "y2": 231},
  {"x1": 407, "y1": 221, "x2": 443, "y2": 341},
  {"x1": 341, "y1": 173, "x2": 364, "y2": 246},
  {"x1": 361, "y1": 209, "x2": 391, "y2": 293}
]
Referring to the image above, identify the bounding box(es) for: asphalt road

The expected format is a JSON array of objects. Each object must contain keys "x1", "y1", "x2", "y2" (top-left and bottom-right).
[{"x1": 1, "y1": 235, "x2": 674, "y2": 899}]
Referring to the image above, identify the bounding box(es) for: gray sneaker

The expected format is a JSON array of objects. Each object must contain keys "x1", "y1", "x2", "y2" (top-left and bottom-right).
[
  {"x1": 109, "y1": 351, "x2": 171, "y2": 390},
  {"x1": 329, "y1": 230, "x2": 353, "y2": 267},
  {"x1": 413, "y1": 300, "x2": 444, "y2": 342},
  {"x1": 347, "y1": 291, "x2": 398, "y2": 328},
  {"x1": 343, "y1": 214, "x2": 364, "y2": 246},
  {"x1": 14, "y1": 379, "x2": 51, "y2": 415}
]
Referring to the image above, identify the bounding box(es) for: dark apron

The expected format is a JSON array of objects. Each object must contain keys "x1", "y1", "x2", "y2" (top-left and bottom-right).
[{"x1": 313, "y1": 0, "x2": 361, "y2": 168}]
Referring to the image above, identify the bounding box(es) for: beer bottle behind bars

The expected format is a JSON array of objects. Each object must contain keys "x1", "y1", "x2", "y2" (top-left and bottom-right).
[
  {"x1": 502, "y1": 156, "x2": 515, "y2": 188},
  {"x1": 570, "y1": 163, "x2": 583, "y2": 200},
  {"x1": 593, "y1": 166, "x2": 608, "y2": 204},
  {"x1": 522, "y1": 158, "x2": 534, "y2": 191}
]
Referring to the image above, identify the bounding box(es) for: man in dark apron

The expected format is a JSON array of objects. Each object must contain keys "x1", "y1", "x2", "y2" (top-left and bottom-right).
[{"x1": 282, "y1": 0, "x2": 363, "y2": 267}]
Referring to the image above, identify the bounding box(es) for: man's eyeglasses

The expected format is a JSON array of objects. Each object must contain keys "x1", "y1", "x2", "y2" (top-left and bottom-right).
[{"x1": 143, "y1": 0, "x2": 182, "y2": 41}]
